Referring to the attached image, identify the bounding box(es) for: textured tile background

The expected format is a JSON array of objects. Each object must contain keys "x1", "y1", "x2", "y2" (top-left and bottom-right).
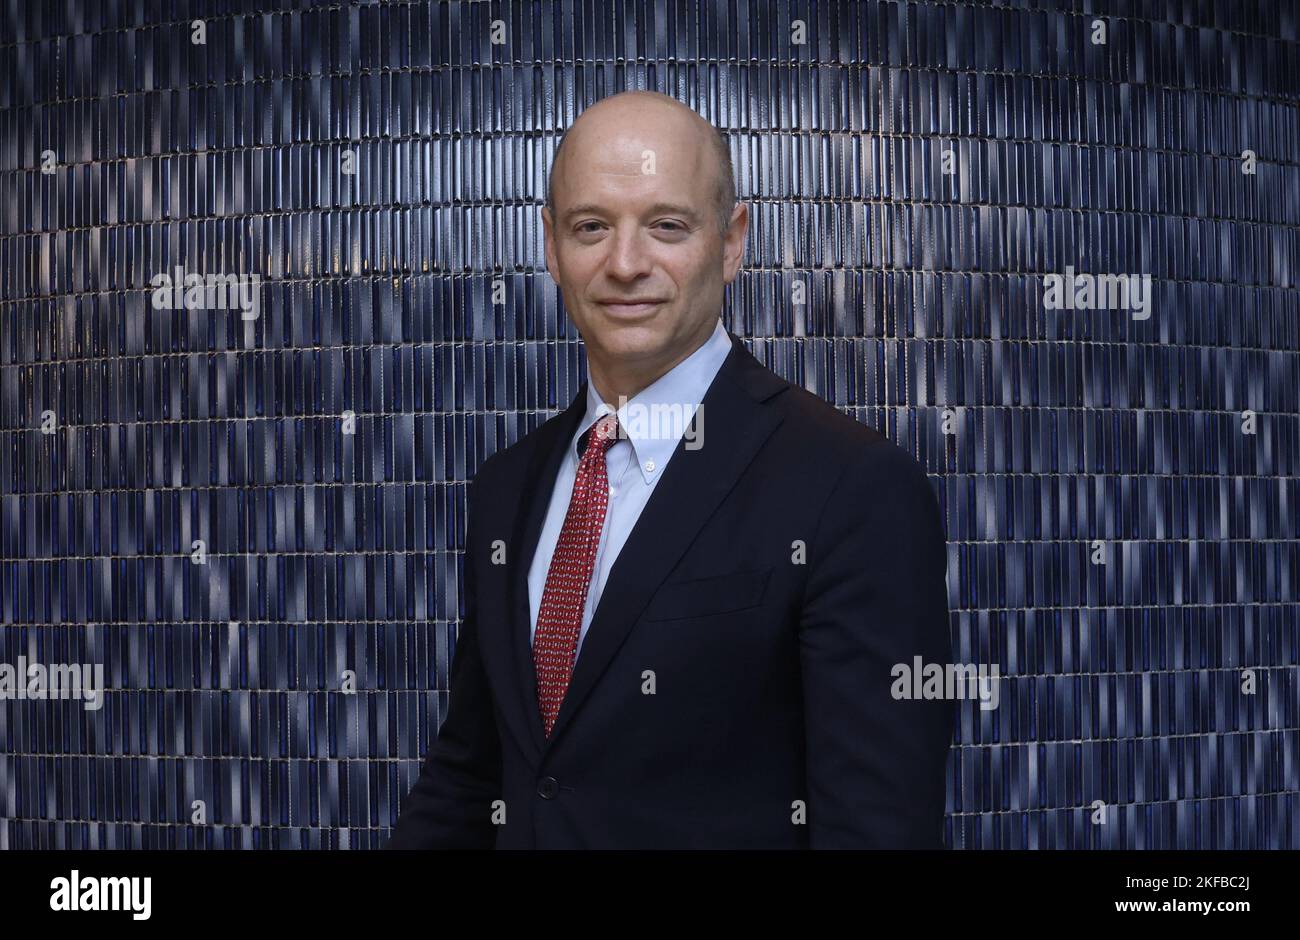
[{"x1": 0, "y1": 0, "x2": 1297, "y2": 848}]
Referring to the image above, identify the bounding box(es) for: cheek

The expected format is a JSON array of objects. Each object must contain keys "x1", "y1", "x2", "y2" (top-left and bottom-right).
[
  {"x1": 675, "y1": 256, "x2": 717, "y2": 296},
  {"x1": 575, "y1": 244, "x2": 612, "y2": 274},
  {"x1": 553, "y1": 250, "x2": 598, "y2": 291}
]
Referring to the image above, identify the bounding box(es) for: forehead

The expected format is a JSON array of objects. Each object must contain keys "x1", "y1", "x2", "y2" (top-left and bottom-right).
[{"x1": 553, "y1": 112, "x2": 713, "y2": 211}]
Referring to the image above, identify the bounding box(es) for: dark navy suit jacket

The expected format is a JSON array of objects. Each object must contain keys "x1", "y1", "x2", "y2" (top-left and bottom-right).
[{"x1": 388, "y1": 331, "x2": 953, "y2": 849}]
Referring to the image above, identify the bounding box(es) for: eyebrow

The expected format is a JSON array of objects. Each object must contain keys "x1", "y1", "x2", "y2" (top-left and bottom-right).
[{"x1": 561, "y1": 202, "x2": 702, "y2": 224}]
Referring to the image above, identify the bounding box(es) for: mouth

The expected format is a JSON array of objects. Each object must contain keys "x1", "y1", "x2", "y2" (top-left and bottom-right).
[{"x1": 597, "y1": 300, "x2": 664, "y2": 318}]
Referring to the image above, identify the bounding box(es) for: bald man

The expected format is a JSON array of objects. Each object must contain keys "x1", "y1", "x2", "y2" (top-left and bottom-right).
[{"x1": 388, "y1": 91, "x2": 954, "y2": 849}]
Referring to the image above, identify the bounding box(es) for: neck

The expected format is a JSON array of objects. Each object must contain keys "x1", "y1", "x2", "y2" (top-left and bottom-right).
[{"x1": 587, "y1": 322, "x2": 717, "y2": 405}]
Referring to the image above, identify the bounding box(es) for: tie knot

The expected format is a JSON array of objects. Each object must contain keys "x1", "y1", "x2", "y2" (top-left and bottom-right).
[{"x1": 580, "y1": 413, "x2": 621, "y2": 457}]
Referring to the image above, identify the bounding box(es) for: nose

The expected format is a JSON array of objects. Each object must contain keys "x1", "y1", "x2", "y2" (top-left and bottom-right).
[{"x1": 603, "y1": 224, "x2": 653, "y2": 281}]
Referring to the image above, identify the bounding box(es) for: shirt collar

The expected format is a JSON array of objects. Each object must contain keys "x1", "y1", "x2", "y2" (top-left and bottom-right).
[{"x1": 572, "y1": 318, "x2": 733, "y2": 485}]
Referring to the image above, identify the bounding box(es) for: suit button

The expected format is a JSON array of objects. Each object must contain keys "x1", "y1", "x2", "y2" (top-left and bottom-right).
[{"x1": 536, "y1": 776, "x2": 559, "y2": 799}]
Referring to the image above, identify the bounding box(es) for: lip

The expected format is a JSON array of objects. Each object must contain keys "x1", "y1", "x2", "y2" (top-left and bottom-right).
[{"x1": 597, "y1": 300, "x2": 664, "y2": 317}]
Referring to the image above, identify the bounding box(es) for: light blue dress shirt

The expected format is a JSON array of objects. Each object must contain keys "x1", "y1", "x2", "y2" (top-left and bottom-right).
[{"x1": 527, "y1": 317, "x2": 734, "y2": 656}]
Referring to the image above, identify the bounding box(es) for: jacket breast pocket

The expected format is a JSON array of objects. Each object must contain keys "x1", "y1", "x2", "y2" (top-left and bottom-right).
[{"x1": 641, "y1": 567, "x2": 773, "y2": 622}]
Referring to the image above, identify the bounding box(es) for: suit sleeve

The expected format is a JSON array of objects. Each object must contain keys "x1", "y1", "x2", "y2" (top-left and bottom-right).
[
  {"x1": 387, "y1": 476, "x2": 503, "y2": 849},
  {"x1": 798, "y1": 441, "x2": 954, "y2": 848}
]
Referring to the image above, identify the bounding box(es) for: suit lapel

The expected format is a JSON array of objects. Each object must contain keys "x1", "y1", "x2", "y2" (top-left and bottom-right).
[{"x1": 504, "y1": 331, "x2": 791, "y2": 757}]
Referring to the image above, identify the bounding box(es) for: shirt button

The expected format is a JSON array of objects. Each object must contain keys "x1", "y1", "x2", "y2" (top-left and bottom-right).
[
  {"x1": 644, "y1": 460, "x2": 656, "y2": 473},
  {"x1": 609, "y1": 486, "x2": 617, "y2": 497}
]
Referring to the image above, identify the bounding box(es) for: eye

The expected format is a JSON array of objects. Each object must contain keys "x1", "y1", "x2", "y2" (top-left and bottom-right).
[
  {"x1": 575, "y1": 221, "x2": 604, "y2": 234},
  {"x1": 655, "y1": 220, "x2": 687, "y2": 233}
]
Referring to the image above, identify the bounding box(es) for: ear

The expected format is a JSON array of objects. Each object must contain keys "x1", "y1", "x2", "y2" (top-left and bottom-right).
[
  {"x1": 542, "y1": 206, "x2": 560, "y2": 284},
  {"x1": 720, "y1": 202, "x2": 749, "y2": 285}
]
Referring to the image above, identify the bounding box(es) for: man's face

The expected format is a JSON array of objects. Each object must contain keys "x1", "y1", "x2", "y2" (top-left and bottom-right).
[{"x1": 542, "y1": 109, "x2": 746, "y2": 379}]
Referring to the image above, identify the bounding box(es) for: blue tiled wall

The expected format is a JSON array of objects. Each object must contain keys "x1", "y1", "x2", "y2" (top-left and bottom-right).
[{"x1": 0, "y1": 0, "x2": 1296, "y2": 848}]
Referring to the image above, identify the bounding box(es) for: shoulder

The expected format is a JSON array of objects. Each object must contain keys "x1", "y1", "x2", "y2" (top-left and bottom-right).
[
  {"x1": 468, "y1": 404, "x2": 572, "y2": 494},
  {"x1": 772, "y1": 381, "x2": 934, "y2": 502}
]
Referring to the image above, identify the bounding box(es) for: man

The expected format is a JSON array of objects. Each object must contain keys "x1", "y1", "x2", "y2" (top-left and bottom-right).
[{"x1": 388, "y1": 90, "x2": 953, "y2": 849}]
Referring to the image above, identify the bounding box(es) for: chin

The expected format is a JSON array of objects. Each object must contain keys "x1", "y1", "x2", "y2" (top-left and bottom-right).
[
  {"x1": 585, "y1": 318, "x2": 666, "y2": 353},
  {"x1": 600, "y1": 334, "x2": 668, "y2": 362}
]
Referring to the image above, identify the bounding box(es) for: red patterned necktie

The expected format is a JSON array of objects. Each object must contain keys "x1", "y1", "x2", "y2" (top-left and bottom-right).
[{"x1": 533, "y1": 412, "x2": 621, "y2": 737}]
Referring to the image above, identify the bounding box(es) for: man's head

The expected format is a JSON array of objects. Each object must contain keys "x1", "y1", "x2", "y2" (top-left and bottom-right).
[
  {"x1": 541, "y1": 90, "x2": 748, "y2": 401},
  {"x1": 545, "y1": 104, "x2": 737, "y2": 236}
]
